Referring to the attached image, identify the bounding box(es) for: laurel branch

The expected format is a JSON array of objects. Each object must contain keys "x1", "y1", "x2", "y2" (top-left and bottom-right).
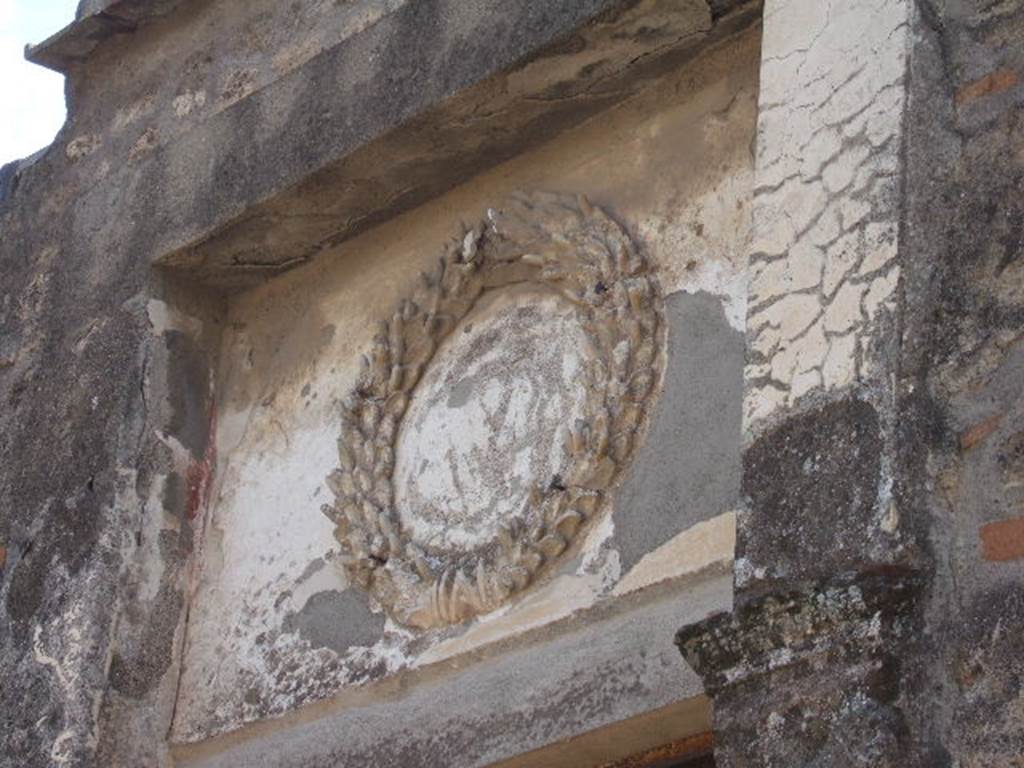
[{"x1": 322, "y1": 192, "x2": 665, "y2": 629}]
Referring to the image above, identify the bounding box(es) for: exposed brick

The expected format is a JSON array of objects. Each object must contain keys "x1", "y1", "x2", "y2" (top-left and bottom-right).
[
  {"x1": 980, "y1": 517, "x2": 1024, "y2": 562},
  {"x1": 955, "y1": 68, "x2": 1019, "y2": 106}
]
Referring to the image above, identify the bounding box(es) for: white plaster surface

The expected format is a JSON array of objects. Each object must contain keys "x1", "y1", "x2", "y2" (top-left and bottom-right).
[
  {"x1": 745, "y1": 0, "x2": 909, "y2": 430},
  {"x1": 173, "y1": 32, "x2": 758, "y2": 743},
  {"x1": 395, "y1": 288, "x2": 591, "y2": 552}
]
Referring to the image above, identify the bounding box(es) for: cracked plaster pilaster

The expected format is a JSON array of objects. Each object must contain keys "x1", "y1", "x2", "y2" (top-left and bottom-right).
[{"x1": 745, "y1": 0, "x2": 910, "y2": 432}]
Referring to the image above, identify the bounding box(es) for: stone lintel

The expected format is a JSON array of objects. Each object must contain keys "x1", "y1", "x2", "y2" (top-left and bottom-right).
[
  {"x1": 142, "y1": 0, "x2": 761, "y2": 288},
  {"x1": 173, "y1": 573, "x2": 728, "y2": 767},
  {"x1": 17, "y1": 0, "x2": 763, "y2": 291}
]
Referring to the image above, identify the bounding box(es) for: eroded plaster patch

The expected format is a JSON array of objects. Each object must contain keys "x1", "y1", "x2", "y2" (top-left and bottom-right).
[{"x1": 146, "y1": 298, "x2": 204, "y2": 338}]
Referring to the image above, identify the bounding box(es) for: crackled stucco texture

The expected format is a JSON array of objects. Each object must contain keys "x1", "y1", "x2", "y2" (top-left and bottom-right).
[{"x1": 745, "y1": 0, "x2": 907, "y2": 429}]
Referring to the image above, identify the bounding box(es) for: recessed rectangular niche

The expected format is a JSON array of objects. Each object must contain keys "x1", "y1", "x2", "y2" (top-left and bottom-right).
[{"x1": 167, "y1": 24, "x2": 758, "y2": 768}]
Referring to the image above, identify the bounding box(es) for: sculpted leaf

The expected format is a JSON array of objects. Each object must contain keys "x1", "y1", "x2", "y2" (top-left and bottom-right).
[{"x1": 323, "y1": 192, "x2": 666, "y2": 629}]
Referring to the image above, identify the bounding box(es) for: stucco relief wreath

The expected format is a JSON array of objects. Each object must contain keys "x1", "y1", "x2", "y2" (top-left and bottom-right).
[{"x1": 322, "y1": 192, "x2": 665, "y2": 629}]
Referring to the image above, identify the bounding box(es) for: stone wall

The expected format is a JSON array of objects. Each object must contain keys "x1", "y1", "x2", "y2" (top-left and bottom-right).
[
  {"x1": 678, "y1": 1, "x2": 1024, "y2": 766},
  {"x1": 2, "y1": 0, "x2": 1020, "y2": 765},
  {"x1": 902, "y1": 1, "x2": 1024, "y2": 763},
  {"x1": 0, "y1": 1, "x2": 759, "y2": 766}
]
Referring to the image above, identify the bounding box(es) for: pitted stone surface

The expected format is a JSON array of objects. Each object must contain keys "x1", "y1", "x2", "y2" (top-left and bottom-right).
[{"x1": 395, "y1": 288, "x2": 591, "y2": 553}]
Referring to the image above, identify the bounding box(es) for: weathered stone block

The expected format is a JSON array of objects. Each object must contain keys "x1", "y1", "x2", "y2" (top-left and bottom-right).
[{"x1": 737, "y1": 398, "x2": 885, "y2": 595}]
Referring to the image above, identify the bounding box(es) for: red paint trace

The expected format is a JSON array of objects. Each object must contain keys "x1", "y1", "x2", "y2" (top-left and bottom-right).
[{"x1": 185, "y1": 406, "x2": 217, "y2": 521}]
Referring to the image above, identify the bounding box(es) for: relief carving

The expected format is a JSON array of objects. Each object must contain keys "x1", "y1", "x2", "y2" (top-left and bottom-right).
[{"x1": 323, "y1": 192, "x2": 666, "y2": 629}]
